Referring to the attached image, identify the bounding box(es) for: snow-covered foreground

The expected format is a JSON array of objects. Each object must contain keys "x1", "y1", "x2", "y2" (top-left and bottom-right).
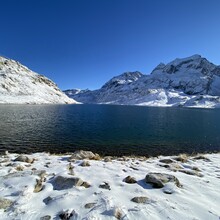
[{"x1": 0, "y1": 151, "x2": 219, "y2": 220}]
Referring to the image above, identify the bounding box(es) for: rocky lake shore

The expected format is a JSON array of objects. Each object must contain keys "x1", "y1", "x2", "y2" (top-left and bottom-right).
[{"x1": 0, "y1": 150, "x2": 219, "y2": 219}]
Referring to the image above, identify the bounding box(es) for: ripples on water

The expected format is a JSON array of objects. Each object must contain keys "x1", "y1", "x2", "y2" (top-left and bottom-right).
[{"x1": 0, "y1": 104, "x2": 220, "y2": 156}]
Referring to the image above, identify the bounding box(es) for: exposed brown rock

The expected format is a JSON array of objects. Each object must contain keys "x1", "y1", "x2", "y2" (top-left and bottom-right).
[
  {"x1": 131, "y1": 196, "x2": 148, "y2": 203},
  {"x1": 123, "y1": 176, "x2": 137, "y2": 184},
  {"x1": 34, "y1": 179, "x2": 44, "y2": 193},
  {"x1": 0, "y1": 197, "x2": 13, "y2": 210},
  {"x1": 173, "y1": 154, "x2": 188, "y2": 163}
]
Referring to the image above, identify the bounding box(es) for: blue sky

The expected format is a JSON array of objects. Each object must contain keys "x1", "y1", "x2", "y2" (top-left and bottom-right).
[{"x1": 1, "y1": 0, "x2": 220, "y2": 90}]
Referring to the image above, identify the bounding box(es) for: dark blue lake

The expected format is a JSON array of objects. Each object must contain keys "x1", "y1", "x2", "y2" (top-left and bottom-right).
[{"x1": 0, "y1": 104, "x2": 220, "y2": 156}]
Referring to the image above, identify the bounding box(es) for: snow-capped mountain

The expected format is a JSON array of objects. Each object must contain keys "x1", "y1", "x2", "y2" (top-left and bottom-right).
[
  {"x1": 65, "y1": 55, "x2": 220, "y2": 108},
  {"x1": 0, "y1": 56, "x2": 77, "y2": 104}
]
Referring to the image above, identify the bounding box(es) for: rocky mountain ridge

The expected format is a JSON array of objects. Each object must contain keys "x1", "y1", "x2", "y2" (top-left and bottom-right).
[
  {"x1": 0, "y1": 56, "x2": 77, "y2": 104},
  {"x1": 65, "y1": 55, "x2": 220, "y2": 108}
]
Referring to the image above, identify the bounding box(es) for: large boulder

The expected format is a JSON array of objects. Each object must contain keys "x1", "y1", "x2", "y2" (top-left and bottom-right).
[
  {"x1": 145, "y1": 173, "x2": 181, "y2": 188},
  {"x1": 52, "y1": 176, "x2": 85, "y2": 190}
]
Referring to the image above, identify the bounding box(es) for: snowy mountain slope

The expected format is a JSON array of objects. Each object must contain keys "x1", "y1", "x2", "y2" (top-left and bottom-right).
[
  {"x1": 65, "y1": 55, "x2": 220, "y2": 108},
  {"x1": 0, "y1": 56, "x2": 77, "y2": 104}
]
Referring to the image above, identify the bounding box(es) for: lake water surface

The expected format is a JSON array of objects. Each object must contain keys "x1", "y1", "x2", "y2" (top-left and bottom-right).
[{"x1": 0, "y1": 104, "x2": 220, "y2": 156}]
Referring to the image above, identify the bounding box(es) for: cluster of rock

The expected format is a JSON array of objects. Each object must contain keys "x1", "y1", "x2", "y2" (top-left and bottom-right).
[{"x1": 0, "y1": 150, "x2": 212, "y2": 219}]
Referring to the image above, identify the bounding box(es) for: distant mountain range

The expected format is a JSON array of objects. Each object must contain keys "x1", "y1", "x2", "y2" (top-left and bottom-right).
[
  {"x1": 64, "y1": 55, "x2": 220, "y2": 108},
  {"x1": 0, "y1": 56, "x2": 77, "y2": 104}
]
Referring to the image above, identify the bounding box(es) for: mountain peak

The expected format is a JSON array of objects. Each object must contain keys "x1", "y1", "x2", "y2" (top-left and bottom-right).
[
  {"x1": 0, "y1": 56, "x2": 77, "y2": 104},
  {"x1": 101, "y1": 71, "x2": 143, "y2": 89},
  {"x1": 151, "y1": 54, "x2": 216, "y2": 75},
  {"x1": 66, "y1": 55, "x2": 220, "y2": 108}
]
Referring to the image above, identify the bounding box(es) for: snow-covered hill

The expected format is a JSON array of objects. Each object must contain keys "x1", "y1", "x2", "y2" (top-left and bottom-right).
[
  {"x1": 65, "y1": 55, "x2": 220, "y2": 108},
  {"x1": 0, "y1": 56, "x2": 77, "y2": 104}
]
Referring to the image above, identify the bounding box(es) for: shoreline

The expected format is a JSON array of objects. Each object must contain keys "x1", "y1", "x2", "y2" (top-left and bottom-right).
[
  {"x1": 0, "y1": 150, "x2": 220, "y2": 219},
  {"x1": 1, "y1": 149, "x2": 220, "y2": 158}
]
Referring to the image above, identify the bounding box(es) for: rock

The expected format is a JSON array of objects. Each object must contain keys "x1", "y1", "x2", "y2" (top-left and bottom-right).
[
  {"x1": 179, "y1": 169, "x2": 203, "y2": 177},
  {"x1": 69, "y1": 150, "x2": 100, "y2": 161},
  {"x1": 15, "y1": 165, "x2": 24, "y2": 171},
  {"x1": 43, "y1": 196, "x2": 52, "y2": 205},
  {"x1": 102, "y1": 207, "x2": 123, "y2": 219},
  {"x1": 159, "y1": 158, "x2": 174, "y2": 164},
  {"x1": 169, "y1": 163, "x2": 183, "y2": 171},
  {"x1": 112, "y1": 207, "x2": 123, "y2": 219},
  {"x1": 192, "y1": 166, "x2": 201, "y2": 172},
  {"x1": 193, "y1": 155, "x2": 211, "y2": 162},
  {"x1": 81, "y1": 181, "x2": 91, "y2": 188},
  {"x1": 40, "y1": 215, "x2": 51, "y2": 220},
  {"x1": 130, "y1": 166, "x2": 139, "y2": 170},
  {"x1": 84, "y1": 203, "x2": 96, "y2": 209},
  {"x1": 14, "y1": 155, "x2": 34, "y2": 163},
  {"x1": 123, "y1": 176, "x2": 137, "y2": 184},
  {"x1": 99, "y1": 182, "x2": 111, "y2": 190},
  {"x1": 104, "y1": 156, "x2": 112, "y2": 162},
  {"x1": 173, "y1": 154, "x2": 188, "y2": 163},
  {"x1": 0, "y1": 197, "x2": 13, "y2": 210},
  {"x1": 145, "y1": 173, "x2": 181, "y2": 188},
  {"x1": 131, "y1": 196, "x2": 148, "y2": 203},
  {"x1": 158, "y1": 164, "x2": 170, "y2": 168},
  {"x1": 34, "y1": 179, "x2": 44, "y2": 193},
  {"x1": 59, "y1": 210, "x2": 77, "y2": 220},
  {"x1": 80, "y1": 160, "x2": 90, "y2": 167},
  {"x1": 52, "y1": 176, "x2": 84, "y2": 190},
  {"x1": 67, "y1": 163, "x2": 74, "y2": 175}
]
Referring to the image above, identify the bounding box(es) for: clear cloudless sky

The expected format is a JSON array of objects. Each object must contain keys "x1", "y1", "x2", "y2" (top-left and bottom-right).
[{"x1": 0, "y1": 0, "x2": 220, "y2": 90}]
